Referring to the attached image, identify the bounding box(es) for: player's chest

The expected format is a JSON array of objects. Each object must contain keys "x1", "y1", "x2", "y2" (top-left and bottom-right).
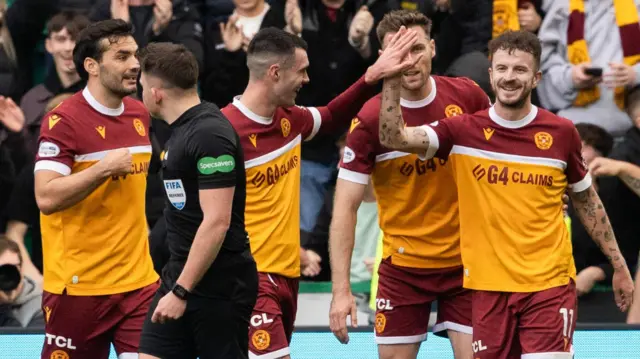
[
  {"x1": 72, "y1": 115, "x2": 149, "y2": 153},
  {"x1": 401, "y1": 101, "x2": 468, "y2": 127},
  {"x1": 233, "y1": 118, "x2": 301, "y2": 161}
]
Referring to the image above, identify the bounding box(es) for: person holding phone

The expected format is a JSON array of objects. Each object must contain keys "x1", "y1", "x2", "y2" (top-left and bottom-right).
[{"x1": 537, "y1": 0, "x2": 640, "y2": 138}]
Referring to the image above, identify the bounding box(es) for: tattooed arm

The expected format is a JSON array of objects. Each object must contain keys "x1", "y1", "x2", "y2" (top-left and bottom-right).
[
  {"x1": 378, "y1": 77, "x2": 432, "y2": 155},
  {"x1": 589, "y1": 157, "x2": 640, "y2": 197},
  {"x1": 570, "y1": 185, "x2": 635, "y2": 311}
]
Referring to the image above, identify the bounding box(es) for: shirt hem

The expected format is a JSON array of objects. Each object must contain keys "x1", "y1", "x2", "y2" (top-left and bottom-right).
[
  {"x1": 463, "y1": 276, "x2": 574, "y2": 293},
  {"x1": 386, "y1": 253, "x2": 462, "y2": 269},
  {"x1": 44, "y1": 274, "x2": 159, "y2": 296}
]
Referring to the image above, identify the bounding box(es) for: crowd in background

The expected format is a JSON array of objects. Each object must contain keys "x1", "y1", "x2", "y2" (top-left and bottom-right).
[{"x1": 0, "y1": 0, "x2": 639, "y2": 328}]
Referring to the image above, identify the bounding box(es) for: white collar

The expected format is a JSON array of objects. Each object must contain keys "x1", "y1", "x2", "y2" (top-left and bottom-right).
[
  {"x1": 232, "y1": 96, "x2": 273, "y2": 125},
  {"x1": 488, "y1": 104, "x2": 538, "y2": 129},
  {"x1": 400, "y1": 77, "x2": 437, "y2": 108},
  {"x1": 82, "y1": 87, "x2": 125, "y2": 117}
]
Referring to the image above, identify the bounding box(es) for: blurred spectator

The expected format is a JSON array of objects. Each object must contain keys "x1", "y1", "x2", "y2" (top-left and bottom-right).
[
  {"x1": 3, "y1": 160, "x2": 43, "y2": 283},
  {"x1": 538, "y1": 1, "x2": 640, "y2": 137},
  {"x1": 0, "y1": 0, "x2": 58, "y2": 102},
  {"x1": 90, "y1": 0, "x2": 205, "y2": 72},
  {"x1": 19, "y1": 11, "x2": 89, "y2": 155},
  {"x1": 491, "y1": 0, "x2": 544, "y2": 37},
  {"x1": 0, "y1": 235, "x2": 43, "y2": 328},
  {"x1": 59, "y1": 0, "x2": 95, "y2": 14},
  {"x1": 2, "y1": 93, "x2": 74, "y2": 285},
  {"x1": 203, "y1": 0, "x2": 235, "y2": 26},
  {"x1": 417, "y1": 0, "x2": 493, "y2": 96},
  {"x1": 296, "y1": 0, "x2": 387, "y2": 238},
  {"x1": 570, "y1": 106, "x2": 640, "y2": 321},
  {"x1": 201, "y1": 0, "x2": 286, "y2": 108},
  {"x1": 491, "y1": 0, "x2": 545, "y2": 105}
]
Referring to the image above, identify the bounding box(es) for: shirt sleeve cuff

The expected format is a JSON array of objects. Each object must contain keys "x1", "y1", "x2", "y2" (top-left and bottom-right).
[
  {"x1": 569, "y1": 173, "x2": 592, "y2": 193},
  {"x1": 304, "y1": 107, "x2": 322, "y2": 141},
  {"x1": 417, "y1": 125, "x2": 440, "y2": 161},
  {"x1": 34, "y1": 160, "x2": 71, "y2": 176},
  {"x1": 338, "y1": 168, "x2": 370, "y2": 185}
]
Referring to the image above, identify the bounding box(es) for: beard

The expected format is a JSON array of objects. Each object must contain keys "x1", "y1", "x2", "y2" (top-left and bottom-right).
[
  {"x1": 494, "y1": 79, "x2": 533, "y2": 109},
  {"x1": 100, "y1": 67, "x2": 138, "y2": 98}
]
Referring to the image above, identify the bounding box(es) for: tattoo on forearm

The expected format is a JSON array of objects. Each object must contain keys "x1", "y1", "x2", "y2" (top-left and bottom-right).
[
  {"x1": 620, "y1": 173, "x2": 640, "y2": 197},
  {"x1": 379, "y1": 79, "x2": 415, "y2": 149},
  {"x1": 571, "y1": 186, "x2": 626, "y2": 270}
]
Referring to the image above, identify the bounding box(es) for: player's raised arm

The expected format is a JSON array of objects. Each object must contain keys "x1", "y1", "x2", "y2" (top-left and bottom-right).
[
  {"x1": 378, "y1": 76, "x2": 431, "y2": 155},
  {"x1": 567, "y1": 128, "x2": 634, "y2": 312},
  {"x1": 304, "y1": 27, "x2": 422, "y2": 138},
  {"x1": 34, "y1": 115, "x2": 132, "y2": 215}
]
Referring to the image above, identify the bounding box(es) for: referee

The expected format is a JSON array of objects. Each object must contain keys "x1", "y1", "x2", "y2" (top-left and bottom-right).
[{"x1": 137, "y1": 42, "x2": 258, "y2": 359}]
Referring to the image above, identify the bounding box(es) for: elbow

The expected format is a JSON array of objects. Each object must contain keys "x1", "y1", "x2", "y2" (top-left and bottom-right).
[
  {"x1": 36, "y1": 196, "x2": 57, "y2": 216},
  {"x1": 205, "y1": 215, "x2": 231, "y2": 235},
  {"x1": 35, "y1": 187, "x2": 57, "y2": 215}
]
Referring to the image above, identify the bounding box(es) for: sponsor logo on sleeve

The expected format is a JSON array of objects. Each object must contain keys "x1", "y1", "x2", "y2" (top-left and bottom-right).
[
  {"x1": 197, "y1": 155, "x2": 235, "y2": 175},
  {"x1": 343, "y1": 146, "x2": 355, "y2": 163},
  {"x1": 164, "y1": 179, "x2": 186, "y2": 210},
  {"x1": 38, "y1": 142, "x2": 60, "y2": 158}
]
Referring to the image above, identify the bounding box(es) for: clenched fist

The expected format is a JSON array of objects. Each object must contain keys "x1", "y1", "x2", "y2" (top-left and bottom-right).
[{"x1": 100, "y1": 148, "x2": 132, "y2": 177}]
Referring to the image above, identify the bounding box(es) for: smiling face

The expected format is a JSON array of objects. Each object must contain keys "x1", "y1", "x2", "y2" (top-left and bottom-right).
[
  {"x1": 382, "y1": 25, "x2": 435, "y2": 92},
  {"x1": 272, "y1": 48, "x2": 310, "y2": 107},
  {"x1": 489, "y1": 48, "x2": 540, "y2": 109},
  {"x1": 46, "y1": 27, "x2": 77, "y2": 75}
]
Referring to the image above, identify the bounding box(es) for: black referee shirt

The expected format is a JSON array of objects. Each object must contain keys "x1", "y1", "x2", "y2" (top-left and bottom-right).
[{"x1": 160, "y1": 101, "x2": 251, "y2": 298}]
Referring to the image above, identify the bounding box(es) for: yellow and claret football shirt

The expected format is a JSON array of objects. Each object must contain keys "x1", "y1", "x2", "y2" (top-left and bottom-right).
[
  {"x1": 34, "y1": 88, "x2": 158, "y2": 296},
  {"x1": 422, "y1": 105, "x2": 589, "y2": 292},
  {"x1": 222, "y1": 98, "x2": 329, "y2": 278},
  {"x1": 340, "y1": 76, "x2": 491, "y2": 268}
]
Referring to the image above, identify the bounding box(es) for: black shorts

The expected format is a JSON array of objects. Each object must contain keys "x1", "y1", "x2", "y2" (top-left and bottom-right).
[
  {"x1": 139, "y1": 288, "x2": 255, "y2": 359},
  {"x1": 139, "y1": 252, "x2": 258, "y2": 359}
]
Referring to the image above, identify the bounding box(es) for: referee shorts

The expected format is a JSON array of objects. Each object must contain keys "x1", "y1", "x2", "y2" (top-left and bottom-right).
[{"x1": 139, "y1": 255, "x2": 258, "y2": 359}]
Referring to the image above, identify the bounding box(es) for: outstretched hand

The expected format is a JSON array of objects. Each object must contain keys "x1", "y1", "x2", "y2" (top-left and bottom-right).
[{"x1": 364, "y1": 26, "x2": 421, "y2": 84}]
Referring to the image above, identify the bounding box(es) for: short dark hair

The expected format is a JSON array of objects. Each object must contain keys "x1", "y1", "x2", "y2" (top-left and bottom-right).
[
  {"x1": 488, "y1": 30, "x2": 541, "y2": 70},
  {"x1": 73, "y1": 19, "x2": 134, "y2": 80},
  {"x1": 0, "y1": 235, "x2": 22, "y2": 266},
  {"x1": 575, "y1": 123, "x2": 614, "y2": 157},
  {"x1": 626, "y1": 85, "x2": 640, "y2": 119},
  {"x1": 376, "y1": 9, "x2": 432, "y2": 44},
  {"x1": 46, "y1": 11, "x2": 90, "y2": 40},
  {"x1": 246, "y1": 27, "x2": 308, "y2": 78},
  {"x1": 139, "y1": 42, "x2": 199, "y2": 90}
]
